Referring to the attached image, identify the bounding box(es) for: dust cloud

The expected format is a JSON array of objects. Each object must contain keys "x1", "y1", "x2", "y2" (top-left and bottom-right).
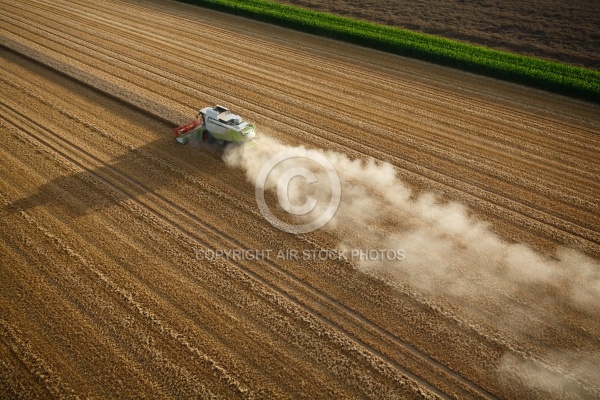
[
  {"x1": 224, "y1": 135, "x2": 600, "y2": 396},
  {"x1": 224, "y1": 135, "x2": 600, "y2": 314}
]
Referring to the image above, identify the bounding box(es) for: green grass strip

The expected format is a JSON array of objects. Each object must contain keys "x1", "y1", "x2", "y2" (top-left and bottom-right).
[{"x1": 179, "y1": 0, "x2": 600, "y2": 102}]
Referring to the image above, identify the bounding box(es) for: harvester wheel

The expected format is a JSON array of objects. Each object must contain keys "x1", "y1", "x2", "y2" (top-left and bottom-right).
[{"x1": 202, "y1": 131, "x2": 214, "y2": 144}]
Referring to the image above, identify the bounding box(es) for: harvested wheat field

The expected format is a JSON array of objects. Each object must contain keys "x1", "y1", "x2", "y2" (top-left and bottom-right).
[{"x1": 1, "y1": 0, "x2": 599, "y2": 399}]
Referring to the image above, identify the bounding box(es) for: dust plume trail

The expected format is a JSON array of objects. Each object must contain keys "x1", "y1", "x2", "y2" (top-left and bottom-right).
[
  {"x1": 224, "y1": 134, "x2": 600, "y2": 396},
  {"x1": 223, "y1": 135, "x2": 600, "y2": 314}
]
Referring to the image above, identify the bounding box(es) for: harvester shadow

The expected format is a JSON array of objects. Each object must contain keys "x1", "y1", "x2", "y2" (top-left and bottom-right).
[{"x1": 5, "y1": 136, "x2": 232, "y2": 219}]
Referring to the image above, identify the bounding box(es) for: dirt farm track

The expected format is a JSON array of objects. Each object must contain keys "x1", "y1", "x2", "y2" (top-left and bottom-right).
[{"x1": 1, "y1": 0, "x2": 600, "y2": 399}]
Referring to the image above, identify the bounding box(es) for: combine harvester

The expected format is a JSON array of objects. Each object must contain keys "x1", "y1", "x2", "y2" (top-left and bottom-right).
[{"x1": 174, "y1": 105, "x2": 256, "y2": 145}]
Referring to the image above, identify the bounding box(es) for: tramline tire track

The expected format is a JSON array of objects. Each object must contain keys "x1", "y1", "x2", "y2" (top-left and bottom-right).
[
  {"x1": 3, "y1": 18, "x2": 595, "y2": 216},
  {"x1": 0, "y1": 61, "x2": 276, "y2": 228},
  {"x1": 27, "y1": 0, "x2": 600, "y2": 362},
  {"x1": 0, "y1": 80, "x2": 503, "y2": 399},
  {"x1": 21, "y1": 0, "x2": 600, "y2": 346},
  {"x1": 0, "y1": 186, "x2": 407, "y2": 400},
  {"x1": 0, "y1": 47, "x2": 596, "y2": 400},
  {"x1": 32, "y1": 0, "x2": 595, "y2": 129},
  {"x1": 0, "y1": 86, "x2": 314, "y2": 398},
  {"x1": 3, "y1": 16, "x2": 599, "y2": 255}
]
